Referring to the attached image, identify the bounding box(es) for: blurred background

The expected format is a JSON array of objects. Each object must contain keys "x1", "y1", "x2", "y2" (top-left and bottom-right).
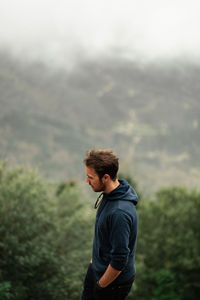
[
  {"x1": 0, "y1": 0, "x2": 200, "y2": 194},
  {"x1": 0, "y1": 1, "x2": 200, "y2": 299}
]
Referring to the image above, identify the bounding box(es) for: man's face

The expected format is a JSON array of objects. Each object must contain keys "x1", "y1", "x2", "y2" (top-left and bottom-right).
[{"x1": 85, "y1": 166, "x2": 105, "y2": 192}]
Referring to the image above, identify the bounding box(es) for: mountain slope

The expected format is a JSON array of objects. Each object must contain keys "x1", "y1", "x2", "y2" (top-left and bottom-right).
[{"x1": 0, "y1": 52, "x2": 199, "y2": 193}]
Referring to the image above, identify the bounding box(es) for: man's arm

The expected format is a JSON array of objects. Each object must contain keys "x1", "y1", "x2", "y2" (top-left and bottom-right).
[
  {"x1": 98, "y1": 264, "x2": 121, "y2": 288},
  {"x1": 98, "y1": 210, "x2": 131, "y2": 288}
]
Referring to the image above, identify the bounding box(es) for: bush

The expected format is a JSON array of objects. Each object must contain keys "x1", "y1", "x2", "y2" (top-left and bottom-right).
[
  {"x1": 0, "y1": 281, "x2": 11, "y2": 300},
  {"x1": 0, "y1": 162, "x2": 95, "y2": 300},
  {"x1": 0, "y1": 163, "x2": 68, "y2": 299},
  {"x1": 133, "y1": 186, "x2": 200, "y2": 300}
]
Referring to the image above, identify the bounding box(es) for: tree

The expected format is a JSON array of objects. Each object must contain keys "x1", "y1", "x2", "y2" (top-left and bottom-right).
[
  {"x1": 0, "y1": 163, "x2": 68, "y2": 299},
  {"x1": 0, "y1": 162, "x2": 95, "y2": 300},
  {"x1": 132, "y1": 186, "x2": 200, "y2": 300}
]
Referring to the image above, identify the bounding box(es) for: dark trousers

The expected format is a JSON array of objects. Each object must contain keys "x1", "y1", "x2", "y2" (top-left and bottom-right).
[{"x1": 80, "y1": 264, "x2": 134, "y2": 300}]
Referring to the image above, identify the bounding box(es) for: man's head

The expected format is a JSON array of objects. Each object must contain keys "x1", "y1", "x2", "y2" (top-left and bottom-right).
[{"x1": 84, "y1": 149, "x2": 119, "y2": 192}]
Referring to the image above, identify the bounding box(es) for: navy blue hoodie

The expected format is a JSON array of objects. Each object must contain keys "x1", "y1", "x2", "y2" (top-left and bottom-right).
[{"x1": 92, "y1": 179, "x2": 138, "y2": 284}]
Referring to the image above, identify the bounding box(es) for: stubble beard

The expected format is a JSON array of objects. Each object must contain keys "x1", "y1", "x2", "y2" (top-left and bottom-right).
[{"x1": 90, "y1": 179, "x2": 106, "y2": 193}]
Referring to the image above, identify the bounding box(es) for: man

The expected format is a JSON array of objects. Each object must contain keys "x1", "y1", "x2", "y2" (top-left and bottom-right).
[{"x1": 80, "y1": 149, "x2": 138, "y2": 300}]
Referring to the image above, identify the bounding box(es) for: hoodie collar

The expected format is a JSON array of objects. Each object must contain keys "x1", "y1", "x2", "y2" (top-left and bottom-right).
[{"x1": 103, "y1": 179, "x2": 138, "y2": 206}]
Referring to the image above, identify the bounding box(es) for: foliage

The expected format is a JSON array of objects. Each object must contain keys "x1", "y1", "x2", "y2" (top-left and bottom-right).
[
  {"x1": 0, "y1": 163, "x2": 65, "y2": 299},
  {"x1": 151, "y1": 269, "x2": 181, "y2": 300},
  {"x1": 0, "y1": 281, "x2": 11, "y2": 300},
  {"x1": 132, "y1": 186, "x2": 200, "y2": 300},
  {"x1": 55, "y1": 179, "x2": 77, "y2": 196},
  {"x1": 1, "y1": 162, "x2": 199, "y2": 300},
  {"x1": 0, "y1": 163, "x2": 94, "y2": 300},
  {"x1": 54, "y1": 183, "x2": 94, "y2": 299}
]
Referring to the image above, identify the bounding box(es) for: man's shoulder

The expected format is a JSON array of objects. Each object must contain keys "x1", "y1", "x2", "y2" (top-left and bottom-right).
[
  {"x1": 107, "y1": 203, "x2": 136, "y2": 220},
  {"x1": 108, "y1": 198, "x2": 136, "y2": 212}
]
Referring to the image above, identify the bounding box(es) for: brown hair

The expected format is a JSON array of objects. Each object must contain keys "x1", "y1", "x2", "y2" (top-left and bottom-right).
[{"x1": 84, "y1": 149, "x2": 119, "y2": 180}]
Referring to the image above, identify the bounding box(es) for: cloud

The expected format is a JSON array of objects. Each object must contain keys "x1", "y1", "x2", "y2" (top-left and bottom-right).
[{"x1": 0, "y1": 0, "x2": 200, "y2": 66}]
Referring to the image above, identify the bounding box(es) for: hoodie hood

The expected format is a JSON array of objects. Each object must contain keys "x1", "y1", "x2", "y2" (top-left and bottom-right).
[{"x1": 103, "y1": 179, "x2": 138, "y2": 206}]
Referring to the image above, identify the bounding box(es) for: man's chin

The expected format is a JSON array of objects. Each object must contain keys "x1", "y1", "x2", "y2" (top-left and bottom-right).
[
  {"x1": 92, "y1": 188, "x2": 101, "y2": 192},
  {"x1": 91, "y1": 186, "x2": 103, "y2": 193},
  {"x1": 89, "y1": 181, "x2": 105, "y2": 192}
]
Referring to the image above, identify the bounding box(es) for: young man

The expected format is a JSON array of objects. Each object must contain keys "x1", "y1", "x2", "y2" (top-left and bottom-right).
[{"x1": 80, "y1": 149, "x2": 138, "y2": 300}]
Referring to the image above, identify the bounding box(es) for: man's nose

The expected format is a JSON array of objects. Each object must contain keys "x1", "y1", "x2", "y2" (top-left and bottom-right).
[{"x1": 86, "y1": 177, "x2": 89, "y2": 183}]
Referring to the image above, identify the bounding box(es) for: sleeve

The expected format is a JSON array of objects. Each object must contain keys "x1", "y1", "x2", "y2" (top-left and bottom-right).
[{"x1": 109, "y1": 209, "x2": 132, "y2": 271}]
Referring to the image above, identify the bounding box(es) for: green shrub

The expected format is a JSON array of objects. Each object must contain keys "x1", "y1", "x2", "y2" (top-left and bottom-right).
[
  {"x1": 0, "y1": 162, "x2": 95, "y2": 300},
  {"x1": 0, "y1": 281, "x2": 11, "y2": 300},
  {"x1": 0, "y1": 163, "x2": 68, "y2": 299},
  {"x1": 133, "y1": 186, "x2": 200, "y2": 300}
]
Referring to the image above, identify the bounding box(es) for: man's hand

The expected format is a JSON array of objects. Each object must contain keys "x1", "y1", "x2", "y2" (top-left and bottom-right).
[{"x1": 98, "y1": 264, "x2": 121, "y2": 288}]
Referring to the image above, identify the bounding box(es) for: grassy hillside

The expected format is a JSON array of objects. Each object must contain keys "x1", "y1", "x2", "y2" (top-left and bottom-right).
[{"x1": 0, "y1": 52, "x2": 199, "y2": 193}]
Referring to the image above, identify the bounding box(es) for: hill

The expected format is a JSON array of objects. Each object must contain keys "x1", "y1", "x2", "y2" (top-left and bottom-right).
[{"x1": 0, "y1": 52, "x2": 199, "y2": 193}]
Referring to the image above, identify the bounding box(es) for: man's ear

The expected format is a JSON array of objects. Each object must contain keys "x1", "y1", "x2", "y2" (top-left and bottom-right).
[{"x1": 102, "y1": 174, "x2": 110, "y2": 182}]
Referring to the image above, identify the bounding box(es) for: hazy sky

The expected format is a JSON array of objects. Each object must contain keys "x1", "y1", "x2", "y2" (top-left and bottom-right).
[{"x1": 0, "y1": 0, "x2": 200, "y2": 67}]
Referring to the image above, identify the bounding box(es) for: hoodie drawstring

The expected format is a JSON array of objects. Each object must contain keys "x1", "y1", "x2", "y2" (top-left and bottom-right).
[{"x1": 94, "y1": 192, "x2": 104, "y2": 209}]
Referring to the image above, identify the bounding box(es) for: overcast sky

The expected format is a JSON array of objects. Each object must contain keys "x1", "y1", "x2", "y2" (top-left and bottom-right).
[{"x1": 0, "y1": 0, "x2": 200, "y2": 67}]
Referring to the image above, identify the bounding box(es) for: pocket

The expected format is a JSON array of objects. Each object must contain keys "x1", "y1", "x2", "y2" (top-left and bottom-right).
[
  {"x1": 113, "y1": 285, "x2": 132, "y2": 300},
  {"x1": 111, "y1": 278, "x2": 134, "y2": 300}
]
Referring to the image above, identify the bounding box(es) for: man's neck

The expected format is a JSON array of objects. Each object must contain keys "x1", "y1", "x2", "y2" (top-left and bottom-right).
[{"x1": 103, "y1": 179, "x2": 120, "y2": 194}]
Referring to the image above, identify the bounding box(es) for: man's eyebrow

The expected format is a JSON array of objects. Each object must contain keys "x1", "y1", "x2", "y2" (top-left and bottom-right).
[{"x1": 87, "y1": 174, "x2": 94, "y2": 179}]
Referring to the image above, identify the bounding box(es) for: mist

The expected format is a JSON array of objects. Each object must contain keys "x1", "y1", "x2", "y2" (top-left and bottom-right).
[{"x1": 0, "y1": 0, "x2": 200, "y2": 68}]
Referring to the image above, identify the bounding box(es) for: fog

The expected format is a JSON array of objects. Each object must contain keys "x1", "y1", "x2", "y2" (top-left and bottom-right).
[{"x1": 0, "y1": 0, "x2": 200, "y2": 68}]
